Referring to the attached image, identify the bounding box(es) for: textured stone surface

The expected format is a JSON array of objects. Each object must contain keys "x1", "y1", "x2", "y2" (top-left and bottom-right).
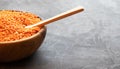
[{"x1": 0, "y1": 0, "x2": 120, "y2": 69}]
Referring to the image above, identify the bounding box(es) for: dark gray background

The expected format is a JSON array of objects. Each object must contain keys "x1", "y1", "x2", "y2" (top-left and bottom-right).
[{"x1": 0, "y1": 0, "x2": 120, "y2": 69}]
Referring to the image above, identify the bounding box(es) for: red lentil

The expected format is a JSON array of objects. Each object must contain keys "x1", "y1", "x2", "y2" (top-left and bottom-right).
[{"x1": 0, "y1": 10, "x2": 41, "y2": 42}]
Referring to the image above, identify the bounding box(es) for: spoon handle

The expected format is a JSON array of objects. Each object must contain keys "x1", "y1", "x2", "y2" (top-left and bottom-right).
[{"x1": 26, "y1": 6, "x2": 84, "y2": 28}]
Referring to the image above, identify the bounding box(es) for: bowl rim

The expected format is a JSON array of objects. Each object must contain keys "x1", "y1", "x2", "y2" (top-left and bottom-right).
[{"x1": 0, "y1": 26, "x2": 46, "y2": 44}]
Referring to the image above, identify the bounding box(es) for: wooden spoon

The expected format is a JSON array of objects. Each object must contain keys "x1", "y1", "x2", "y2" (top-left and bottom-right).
[{"x1": 25, "y1": 6, "x2": 84, "y2": 28}]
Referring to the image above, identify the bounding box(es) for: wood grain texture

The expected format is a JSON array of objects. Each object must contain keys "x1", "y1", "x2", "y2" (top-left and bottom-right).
[{"x1": 0, "y1": 0, "x2": 120, "y2": 69}]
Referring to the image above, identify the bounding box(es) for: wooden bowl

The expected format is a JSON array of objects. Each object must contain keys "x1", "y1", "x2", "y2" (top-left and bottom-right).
[{"x1": 0, "y1": 26, "x2": 46, "y2": 62}]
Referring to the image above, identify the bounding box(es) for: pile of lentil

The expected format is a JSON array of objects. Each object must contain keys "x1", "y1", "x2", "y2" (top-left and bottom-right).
[{"x1": 0, "y1": 10, "x2": 41, "y2": 42}]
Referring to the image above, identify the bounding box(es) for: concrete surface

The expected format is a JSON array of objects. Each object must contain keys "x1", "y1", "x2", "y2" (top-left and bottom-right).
[{"x1": 0, "y1": 0, "x2": 120, "y2": 69}]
